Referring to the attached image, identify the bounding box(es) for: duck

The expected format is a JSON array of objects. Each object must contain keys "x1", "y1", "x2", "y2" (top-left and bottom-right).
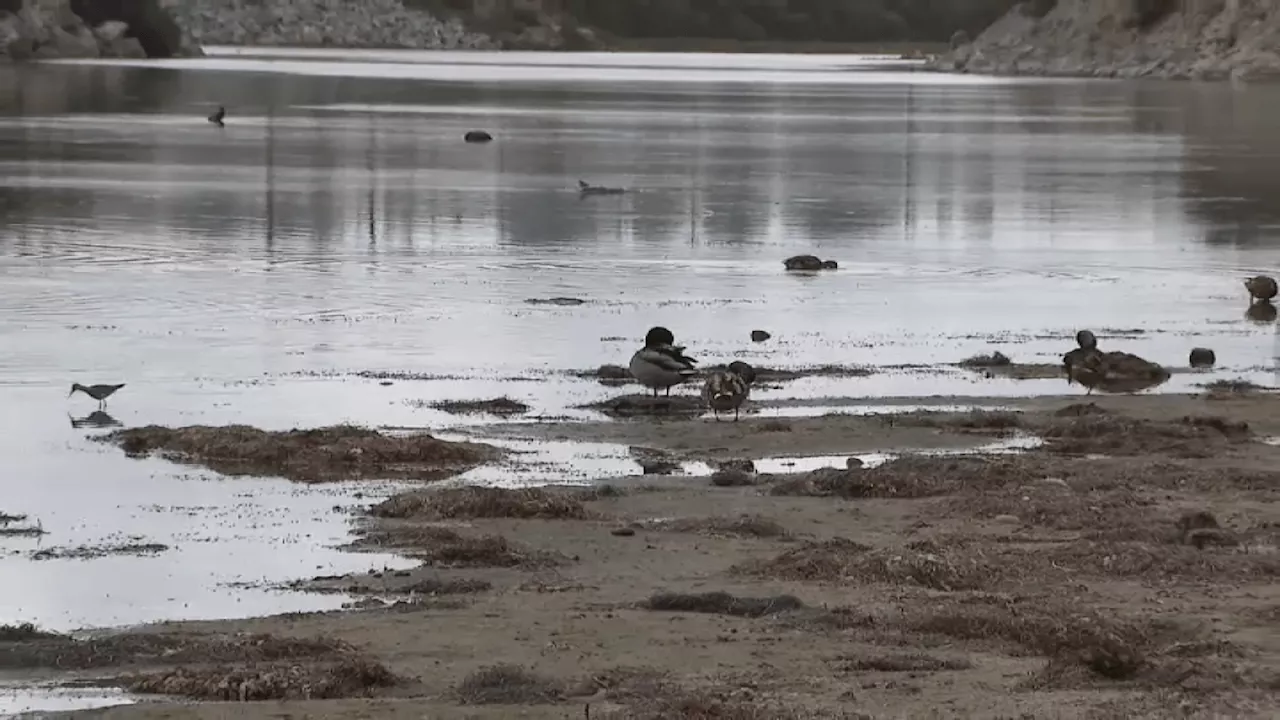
[
  {"x1": 628, "y1": 326, "x2": 698, "y2": 397},
  {"x1": 1062, "y1": 329, "x2": 1100, "y2": 385},
  {"x1": 1244, "y1": 275, "x2": 1278, "y2": 303},
  {"x1": 702, "y1": 361, "x2": 756, "y2": 422},
  {"x1": 208, "y1": 105, "x2": 225, "y2": 128},
  {"x1": 578, "y1": 180, "x2": 625, "y2": 196},
  {"x1": 69, "y1": 382, "x2": 126, "y2": 410}
]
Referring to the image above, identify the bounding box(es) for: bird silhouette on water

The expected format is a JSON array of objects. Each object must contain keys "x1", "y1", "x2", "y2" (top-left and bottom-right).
[
  {"x1": 208, "y1": 105, "x2": 225, "y2": 127},
  {"x1": 69, "y1": 383, "x2": 125, "y2": 410}
]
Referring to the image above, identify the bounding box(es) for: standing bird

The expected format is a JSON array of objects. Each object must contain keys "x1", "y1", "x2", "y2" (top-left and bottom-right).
[
  {"x1": 703, "y1": 360, "x2": 756, "y2": 421},
  {"x1": 69, "y1": 383, "x2": 126, "y2": 410},
  {"x1": 1063, "y1": 329, "x2": 1101, "y2": 388},
  {"x1": 1245, "y1": 275, "x2": 1278, "y2": 303},
  {"x1": 208, "y1": 105, "x2": 226, "y2": 127},
  {"x1": 628, "y1": 326, "x2": 697, "y2": 397}
]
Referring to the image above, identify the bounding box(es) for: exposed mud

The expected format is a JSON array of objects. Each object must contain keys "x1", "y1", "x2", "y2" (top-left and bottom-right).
[
  {"x1": 103, "y1": 424, "x2": 501, "y2": 483},
  {"x1": 428, "y1": 397, "x2": 531, "y2": 417},
  {"x1": 31, "y1": 542, "x2": 169, "y2": 561}
]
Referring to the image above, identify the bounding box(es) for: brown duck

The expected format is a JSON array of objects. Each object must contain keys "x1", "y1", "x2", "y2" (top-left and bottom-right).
[{"x1": 1244, "y1": 275, "x2": 1278, "y2": 303}]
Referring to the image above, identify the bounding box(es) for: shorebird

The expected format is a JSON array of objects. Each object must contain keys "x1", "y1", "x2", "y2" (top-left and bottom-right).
[
  {"x1": 69, "y1": 383, "x2": 126, "y2": 410},
  {"x1": 628, "y1": 326, "x2": 697, "y2": 397},
  {"x1": 208, "y1": 105, "x2": 225, "y2": 127},
  {"x1": 703, "y1": 360, "x2": 756, "y2": 421},
  {"x1": 1245, "y1": 275, "x2": 1278, "y2": 303}
]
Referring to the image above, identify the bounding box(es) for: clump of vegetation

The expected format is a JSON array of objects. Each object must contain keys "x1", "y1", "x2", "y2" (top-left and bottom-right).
[
  {"x1": 734, "y1": 538, "x2": 996, "y2": 592},
  {"x1": 455, "y1": 663, "x2": 563, "y2": 705},
  {"x1": 1036, "y1": 413, "x2": 1250, "y2": 458},
  {"x1": 429, "y1": 397, "x2": 530, "y2": 416},
  {"x1": 369, "y1": 486, "x2": 591, "y2": 520},
  {"x1": 0, "y1": 631, "x2": 352, "y2": 671},
  {"x1": 959, "y1": 351, "x2": 1011, "y2": 368},
  {"x1": 126, "y1": 657, "x2": 399, "y2": 700},
  {"x1": 104, "y1": 424, "x2": 500, "y2": 482},
  {"x1": 768, "y1": 455, "x2": 1037, "y2": 499},
  {"x1": 354, "y1": 526, "x2": 567, "y2": 569},
  {"x1": 642, "y1": 591, "x2": 804, "y2": 618}
]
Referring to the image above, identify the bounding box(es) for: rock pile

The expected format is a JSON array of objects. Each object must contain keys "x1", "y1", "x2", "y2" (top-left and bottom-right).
[
  {"x1": 931, "y1": 0, "x2": 1280, "y2": 82},
  {"x1": 160, "y1": 0, "x2": 496, "y2": 50}
]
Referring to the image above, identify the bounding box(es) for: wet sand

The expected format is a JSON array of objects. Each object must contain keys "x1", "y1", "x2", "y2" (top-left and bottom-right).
[{"x1": 16, "y1": 391, "x2": 1280, "y2": 719}]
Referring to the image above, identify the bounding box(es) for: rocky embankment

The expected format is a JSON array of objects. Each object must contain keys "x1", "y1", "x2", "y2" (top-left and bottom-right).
[
  {"x1": 0, "y1": 0, "x2": 199, "y2": 60},
  {"x1": 930, "y1": 0, "x2": 1280, "y2": 81},
  {"x1": 160, "y1": 0, "x2": 497, "y2": 50}
]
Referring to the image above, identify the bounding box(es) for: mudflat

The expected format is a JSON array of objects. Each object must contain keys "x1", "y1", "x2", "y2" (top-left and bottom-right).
[{"x1": 18, "y1": 392, "x2": 1280, "y2": 719}]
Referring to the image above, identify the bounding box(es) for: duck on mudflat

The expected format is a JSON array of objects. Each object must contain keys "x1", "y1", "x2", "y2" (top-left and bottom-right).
[
  {"x1": 1062, "y1": 329, "x2": 1100, "y2": 385},
  {"x1": 208, "y1": 106, "x2": 225, "y2": 127},
  {"x1": 628, "y1": 326, "x2": 698, "y2": 397},
  {"x1": 702, "y1": 361, "x2": 756, "y2": 422}
]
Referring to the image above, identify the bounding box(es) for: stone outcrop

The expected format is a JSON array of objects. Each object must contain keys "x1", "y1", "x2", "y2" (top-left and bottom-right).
[
  {"x1": 160, "y1": 0, "x2": 497, "y2": 50},
  {"x1": 930, "y1": 0, "x2": 1280, "y2": 81},
  {"x1": 0, "y1": 0, "x2": 200, "y2": 60}
]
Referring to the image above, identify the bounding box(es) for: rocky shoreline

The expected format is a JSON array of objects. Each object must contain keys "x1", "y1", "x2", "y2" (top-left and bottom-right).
[
  {"x1": 929, "y1": 0, "x2": 1280, "y2": 81},
  {"x1": 159, "y1": 0, "x2": 496, "y2": 51}
]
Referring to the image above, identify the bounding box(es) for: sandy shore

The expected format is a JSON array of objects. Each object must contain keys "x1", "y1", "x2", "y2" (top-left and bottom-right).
[{"x1": 10, "y1": 391, "x2": 1280, "y2": 719}]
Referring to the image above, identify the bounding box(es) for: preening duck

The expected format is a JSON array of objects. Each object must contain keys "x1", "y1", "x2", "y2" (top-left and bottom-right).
[
  {"x1": 702, "y1": 360, "x2": 756, "y2": 422},
  {"x1": 628, "y1": 326, "x2": 698, "y2": 397}
]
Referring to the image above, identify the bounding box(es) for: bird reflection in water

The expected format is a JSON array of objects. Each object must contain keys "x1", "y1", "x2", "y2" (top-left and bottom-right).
[
  {"x1": 70, "y1": 410, "x2": 122, "y2": 429},
  {"x1": 1245, "y1": 300, "x2": 1277, "y2": 324}
]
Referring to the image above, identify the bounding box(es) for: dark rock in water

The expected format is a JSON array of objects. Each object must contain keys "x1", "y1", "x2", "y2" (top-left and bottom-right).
[
  {"x1": 1245, "y1": 275, "x2": 1278, "y2": 301},
  {"x1": 820, "y1": 260, "x2": 838, "y2": 269},
  {"x1": 960, "y1": 351, "x2": 1011, "y2": 368},
  {"x1": 1188, "y1": 347, "x2": 1216, "y2": 369},
  {"x1": 525, "y1": 297, "x2": 586, "y2": 306},
  {"x1": 595, "y1": 364, "x2": 631, "y2": 381},
  {"x1": 750, "y1": 330, "x2": 771, "y2": 342},
  {"x1": 464, "y1": 130, "x2": 493, "y2": 143},
  {"x1": 784, "y1": 255, "x2": 825, "y2": 271},
  {"x1": 845, "y1": 457, "x2": 864, "y2": 469}
]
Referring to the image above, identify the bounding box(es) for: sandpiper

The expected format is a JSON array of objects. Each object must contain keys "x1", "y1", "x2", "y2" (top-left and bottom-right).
[{"x1": 69, "y1": 383, "x2": 126, "y2": 410}]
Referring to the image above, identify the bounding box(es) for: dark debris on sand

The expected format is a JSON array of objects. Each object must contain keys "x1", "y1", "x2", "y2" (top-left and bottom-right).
[
  {"x1": 103, "y1": 424, "x2": 500, "y2": 483},
  {"x1": 369, "y1": 486, "x2": 591, "y2": 521},
  {"x1": 642, "y1": 591, "x2": 804, "y2": 618},
  {"x1": 768, "y1": 455, "x2": 1037, "y2": 499},
  {"x1": 1034, "y1": 412, "x2": 1251, "y2": 458},
  {"x1": 583, "y1": 394, "x2": 705, "y2": 419},
  {"x1": 429, "y1": 397, "x2": 530, "y2": 416},
  {"x1": 0, "y1": 631, "x2": 353, "y2": 671}
]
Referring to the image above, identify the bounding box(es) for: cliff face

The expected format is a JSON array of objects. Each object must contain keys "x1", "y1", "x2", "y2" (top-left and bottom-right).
[{"x1": 933, "y1": 0, "x2": 1280, "y2": 81}]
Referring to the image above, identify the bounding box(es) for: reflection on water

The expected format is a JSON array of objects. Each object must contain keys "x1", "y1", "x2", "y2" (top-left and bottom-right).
[{"x1": 1, "y1": 51, "x2": 1280, "y2": 637}]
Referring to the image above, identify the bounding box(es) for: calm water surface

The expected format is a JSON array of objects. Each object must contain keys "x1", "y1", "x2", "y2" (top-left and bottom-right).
[{"x1": 1, "y1": 51, "x2": 1280, "y2": 641}]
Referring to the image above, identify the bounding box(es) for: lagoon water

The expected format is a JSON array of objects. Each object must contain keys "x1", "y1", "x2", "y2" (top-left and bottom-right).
[{"x1": 0, "y1": 49, "x2": 1279, "y2": 641}]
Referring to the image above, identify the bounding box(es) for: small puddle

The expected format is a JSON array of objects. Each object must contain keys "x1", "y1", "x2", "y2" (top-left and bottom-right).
[
  {"x1": 433, "y1": 432, "x2": 1043, "y2": 487},
  {"x1": 0, "y1": 684, "x2": 134, "y2": 715}
]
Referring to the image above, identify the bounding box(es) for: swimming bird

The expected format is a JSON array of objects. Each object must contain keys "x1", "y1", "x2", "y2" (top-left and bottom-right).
[
  {"x1": 208, "y1": 106, "x2": 225, "y2": 127},
  {"x1": 578, "y1": 180, "x2": 625, "y2": 196},
  {"x1": 1245, "y1": 275, "x2": 1278, "y2": 303},
  {"x1": 69, "y1": 383, "x2": 126, "y2": 410},
  {"x1": 628, "y1": 326, "x2": 697, "y2": 397},
  {"x1": 703, "y1": 360, "x2": 756, "y2": 422}
]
